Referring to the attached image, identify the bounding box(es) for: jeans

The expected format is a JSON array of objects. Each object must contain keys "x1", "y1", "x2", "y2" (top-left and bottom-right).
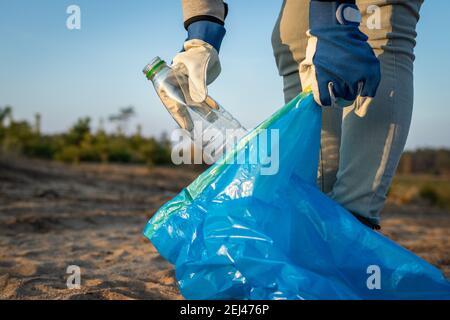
[{"x1": 271, "y1": 0, "x2": 424, "y2": 225}]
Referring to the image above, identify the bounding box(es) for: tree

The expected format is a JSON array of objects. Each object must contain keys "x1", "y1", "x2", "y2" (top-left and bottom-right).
[
  {"x1": 66, "y1": 117, "x2": 91, "y2": 146},
  {"x1": 0, "y1": 105, "x2": 13, "y2": 128},
  {"x1": 34, "y1": 113, "x2": 41, "y2": 135},
  {"x1": 109, "y1": 106, "x2": 135, "y2": 135}
]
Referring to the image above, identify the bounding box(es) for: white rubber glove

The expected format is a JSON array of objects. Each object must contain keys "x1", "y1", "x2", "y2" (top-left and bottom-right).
[{"x1": 172, "y1": 39, "x2": 221, "y2": 103}]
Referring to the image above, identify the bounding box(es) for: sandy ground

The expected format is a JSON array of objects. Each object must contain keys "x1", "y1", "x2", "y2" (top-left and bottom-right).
[{"x1": 0, "y1": 156, "x2": 449, "y2": 300}]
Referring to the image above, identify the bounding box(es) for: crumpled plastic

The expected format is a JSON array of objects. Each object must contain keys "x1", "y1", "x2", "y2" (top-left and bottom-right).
[{"x1": 143, "y1": 92, "x2": 450, "y2": 300}]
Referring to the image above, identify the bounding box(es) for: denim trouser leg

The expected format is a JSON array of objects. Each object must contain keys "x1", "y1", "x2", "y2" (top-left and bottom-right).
[{"x1": 272, "y1": 0, "x2": 423, "y2": 225}]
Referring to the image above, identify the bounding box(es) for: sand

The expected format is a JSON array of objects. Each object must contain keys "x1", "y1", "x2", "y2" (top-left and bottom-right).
[{"x1": 0, "y1": 156, "x2": 449, "y2": 299}]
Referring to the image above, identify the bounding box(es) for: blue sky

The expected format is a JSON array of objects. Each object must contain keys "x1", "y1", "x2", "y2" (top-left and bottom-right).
[{"x1": 0, "y1": 0, "x2": 449, "y2": 149}]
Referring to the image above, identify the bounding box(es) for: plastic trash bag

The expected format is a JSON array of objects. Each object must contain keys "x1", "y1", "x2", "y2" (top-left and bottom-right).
[{"x1": 143, "y1": 92, "x2": 450, "y2": 299}]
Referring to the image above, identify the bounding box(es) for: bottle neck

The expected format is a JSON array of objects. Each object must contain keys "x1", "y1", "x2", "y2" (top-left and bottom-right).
[{"x1": 144, "y1": 58, "x2": 167, "y2": 80}]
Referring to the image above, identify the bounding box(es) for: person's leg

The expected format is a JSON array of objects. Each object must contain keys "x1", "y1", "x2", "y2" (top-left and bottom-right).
[
  {"x1": 272, "y1": 0, "x2": 341, "y2": 193},
  {"x1": 272, "y1": 0, "x2": 308, "y2": 103},
  {"x1": 330, "y1": 0, "x2": 424, "y2": 227}
]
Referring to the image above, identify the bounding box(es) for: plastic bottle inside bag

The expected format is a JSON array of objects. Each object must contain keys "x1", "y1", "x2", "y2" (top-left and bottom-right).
[{"x1": 143, "y1": 57, "x2": 247, "y2": 163}]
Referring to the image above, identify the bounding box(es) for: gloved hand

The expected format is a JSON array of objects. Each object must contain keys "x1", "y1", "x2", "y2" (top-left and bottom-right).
[
  {"x1": 172, "y1": 20, "x2": 226, "y2": 103},
  {"x1": 300, "y1": 1, "x2": 381, "y2": 116}
]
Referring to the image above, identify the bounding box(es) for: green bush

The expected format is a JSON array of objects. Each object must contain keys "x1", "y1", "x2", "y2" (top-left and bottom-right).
[
  {"x1": 0, "y1": 106, "x2": 173, "y2": 166},
  {"x1": 418, "y1": 185, "x2": 442, "y2": 207},
  {"x1": 107, "y1": 139, "x2": 133, "y2": 163},
  {"x1": 55, "y1": 146, "x2": 80, "y2": 163},
  {"x1": 23, "y1": 137, "x2": 58, "y2": 159}
]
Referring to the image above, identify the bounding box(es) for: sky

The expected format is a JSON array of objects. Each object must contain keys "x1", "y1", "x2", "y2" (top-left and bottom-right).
[{"x1": 0, "y1": 0, "x2": 449, "y2": 149}]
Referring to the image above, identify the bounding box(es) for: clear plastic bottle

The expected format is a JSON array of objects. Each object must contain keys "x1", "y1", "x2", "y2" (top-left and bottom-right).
[{"x1": 143, "y1": 57, "x2": 247, "y2": 161}]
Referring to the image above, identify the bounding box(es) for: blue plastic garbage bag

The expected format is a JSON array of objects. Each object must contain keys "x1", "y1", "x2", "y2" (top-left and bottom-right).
[{"x1": 143, "y1": 92, "x2": 450, "y2": 299}]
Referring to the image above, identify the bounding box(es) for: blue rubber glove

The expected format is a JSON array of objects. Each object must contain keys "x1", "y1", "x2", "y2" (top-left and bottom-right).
[
  {"x1": 300, "y1": 1, "x2": 381, "y2": 114},
  {"x1": 172, "y1": 21, "x2": 226, "y2": 103}
]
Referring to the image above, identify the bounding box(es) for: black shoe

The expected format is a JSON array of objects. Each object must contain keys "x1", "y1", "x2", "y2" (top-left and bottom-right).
[{"x1": 351, "y1": 212, "x2": 381, "y2": 230}]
